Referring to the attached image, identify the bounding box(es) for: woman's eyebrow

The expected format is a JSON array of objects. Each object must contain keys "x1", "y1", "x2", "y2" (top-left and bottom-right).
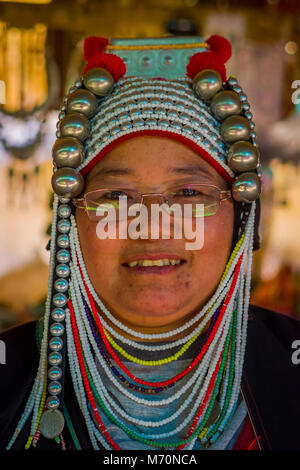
[
  {"x1": 90, "y1": 167, "x2": 135, "y2": 178},
  {"x1": 168, "y1": 164, "x2": 215, "y2": 178},
  {"x1": 89, "y1": 164, "x2": 214, "y2": 180}
]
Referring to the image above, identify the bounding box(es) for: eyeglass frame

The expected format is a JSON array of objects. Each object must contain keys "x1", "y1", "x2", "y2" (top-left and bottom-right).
[{"x1": 72, "y1": 183, "x2": 232, "y2": 219}]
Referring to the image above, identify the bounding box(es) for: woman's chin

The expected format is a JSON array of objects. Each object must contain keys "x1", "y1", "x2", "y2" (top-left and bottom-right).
[{"x1": 111, "y1": 295, "x2": 195, "y2": 327}]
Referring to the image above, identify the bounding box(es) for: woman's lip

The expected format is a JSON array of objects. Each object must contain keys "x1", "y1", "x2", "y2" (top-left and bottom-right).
[
  {"x1": 122, "y1": 253, "x2": 186, "y2": 264},
  {"x1": 122, "y1": 262, "x2": 186, "y2": 275}
]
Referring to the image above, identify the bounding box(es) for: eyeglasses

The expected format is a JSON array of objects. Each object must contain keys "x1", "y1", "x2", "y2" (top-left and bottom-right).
[{"x1": 72, "y1": 183, "x2": 232, "y2": 221}]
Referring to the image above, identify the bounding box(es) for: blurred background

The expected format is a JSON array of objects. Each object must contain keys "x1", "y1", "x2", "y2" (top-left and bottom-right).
[{"x1": 0, "y1": 0, "x2": 300, "y2": 331}]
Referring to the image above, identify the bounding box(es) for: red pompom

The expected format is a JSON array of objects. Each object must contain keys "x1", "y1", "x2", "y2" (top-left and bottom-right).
[
  {"x1": 186, "y1": 35, "x2": 231, "y2": 83},
  {"x1": 186, "y1": 51, "x2": 227, "y2": 82},
  {"x1": 84, "y1": 52, "x2": 126, "y2": 81},
  {"x1": 206, "y1": 35, "x2": 232, "y2": 63},
  {"x1": 84, "y1": 36, "x2": 109, "y2": 61}
]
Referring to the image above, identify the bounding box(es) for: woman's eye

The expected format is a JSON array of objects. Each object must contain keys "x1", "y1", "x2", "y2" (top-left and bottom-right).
[
  {"x1": 106, "y1": 190, "x2": 127, "y2": 199},
  {"x1": 177, "y1": 188, "x2": 201, "y2": 197}
]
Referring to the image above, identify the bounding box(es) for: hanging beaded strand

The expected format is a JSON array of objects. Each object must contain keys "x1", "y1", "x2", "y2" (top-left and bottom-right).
[
  {"x1": 37, "y1": 197, "x2": 73, "y2": 441},
  {"x1": 6, "y1": 196, "x2": 59, "y2": 450},
  {"x1": 57, "y1": 203, "x2": 254, "y2": 450}
]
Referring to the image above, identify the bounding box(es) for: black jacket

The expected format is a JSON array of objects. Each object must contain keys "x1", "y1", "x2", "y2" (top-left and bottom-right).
[{"x1": 1, "y1": 304, "x2": 300, "y2": 450}]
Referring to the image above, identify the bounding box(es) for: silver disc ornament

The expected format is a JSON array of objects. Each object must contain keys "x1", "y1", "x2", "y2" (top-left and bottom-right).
[
  {"x1": 220, "y1": 115, "x2": 251, "y2": 144},
  {"x1": 193, "y1": 69, "x2": 223, "y2": 101},
  {"x1": 66, "y1": 89, "x2": 98, "y2": 118},
  {"x1": 58, "y1": 113, "x2": 90, "y2": 142},
  {"x1": 83, "y1": 68, "x2": 114, "y2": 97},
  {"x1": 52, "y1": 137, "x2": 84, "y2": 168},
  {"x1": 51, "y1": 167, "x2": 84, "y2": 198},
  {"x1": 210, "y1": 90, "x2": 242, "y2": 122},
  {"x1": 227, "y1": 141, "x2": 259, "y2": 173},
  {"x1": 232, "y1": 172, "x2": 262, "y2": 202},
  {"x1": 40, "y1": 409, "x2": 65, "y2": 439}
]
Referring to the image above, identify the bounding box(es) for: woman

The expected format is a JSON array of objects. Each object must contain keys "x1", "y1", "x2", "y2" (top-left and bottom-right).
[{"x1": 1, "y1": 34, "x2": 300, "y2": 451}]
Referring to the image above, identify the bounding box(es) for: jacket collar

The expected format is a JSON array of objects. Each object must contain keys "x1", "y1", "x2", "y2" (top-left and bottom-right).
[{"x1": 242, "y1": 306, "x2": 300, "y2": 450}]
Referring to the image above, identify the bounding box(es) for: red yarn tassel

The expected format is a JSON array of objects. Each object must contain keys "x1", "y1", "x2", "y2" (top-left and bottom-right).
[
  {"x1": 186, "y1": 35, "x2": 232, "y2": 83},
  {"x1": 186, "y1": 51, "x2": 227, "y2": 82},
  {"x1": 83, "y1": 36, "x2": 126, "y2": 82},
  {"x1": 206, "y1": 35, "x2": 232, "y2": 63},
  {"x1": 84, "y1": 36, "x2": 109, "y2": 61}
]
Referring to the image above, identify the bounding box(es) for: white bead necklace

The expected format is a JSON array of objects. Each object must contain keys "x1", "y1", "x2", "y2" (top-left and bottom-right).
[{"x1": 70, "y1": 218, "x2": 246, "y2": 341}]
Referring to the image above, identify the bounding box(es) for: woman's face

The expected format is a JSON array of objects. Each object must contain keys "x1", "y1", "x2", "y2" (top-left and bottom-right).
[{"x1": 76, "y1": 136, "x2": 234, "y2": 336}]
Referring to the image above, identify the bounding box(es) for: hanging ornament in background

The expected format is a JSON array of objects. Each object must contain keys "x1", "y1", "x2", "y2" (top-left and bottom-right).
[
  {"x1": 0, "y1": 113, "x2": 43, "y2": 161},
  {"x1": 261, "y1": 102, "x2": 300, "y2": 163},
  {"x1": 0, "y1": 22, "x2": 60, "y2": 201}
]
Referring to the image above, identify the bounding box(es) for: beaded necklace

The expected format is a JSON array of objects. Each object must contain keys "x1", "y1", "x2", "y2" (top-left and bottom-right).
[
  {"x1": 7, "y1": 198, "x2": 255, "y2": 450},
  {"x1": 64, "y1": 205, "x2": 252, "y2": 447}
]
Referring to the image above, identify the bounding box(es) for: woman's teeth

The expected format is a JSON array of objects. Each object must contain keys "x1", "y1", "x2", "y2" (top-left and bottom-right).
[{"x1": 127, "y1": 259, "x2": 181, "y2": 267}]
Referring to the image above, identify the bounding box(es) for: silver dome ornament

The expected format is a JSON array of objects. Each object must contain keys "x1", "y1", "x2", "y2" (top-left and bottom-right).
[
  {"x1": 193, "y1": 69, "x2": 223, "y2": 101},
  {"x1": 183, "y1": 125, "x2": 193, "y2": 134},
  {"x1": 56, "y1": 263, "x2": 70, "y2": 278},
  {"x1": 132, "y1": 118, "x2": 144, "y2": 127},
  {"x1": 58, "y1": 113, "x2": 90, "y2": 142},
  {"x1": 51, "y1": 307, "x2": 66, "y2": 321},
  {"x1": 232, "y1": 85, "x2": 242, "y2": 94},
  {"x1": 50, "y1": 322, "x2": 65, "y2": 336},
  {"x1": 232, "y1": 172, "x2": 262, "y2": 202},
  {"x1": 54, "y1": 278, "x2": 69, "y2": 294},
  {"x1": 48, "y1": 366, "x2": 62, "y2": 380},
  {"x1": 57, "y1": 219, "x2": 71, "y2": 233},
  {"x1": 58, "y1": 204, "x2": 71, "y2": 219},
  {"x1": 83, "y1": 68, "x2": 114, "y2": 96},
  {"x1": 58, "y1": 111, "x2": 66, "y2": 120},
  {"x1": 121, "y1": 122, "x2": 132, "y2": 131},
  {"x1": 46, "y1": 396, "x2": 60, "y2": 410},
  {"x1": 220, "y1": 115, "x2": 251, "y2": 144},
  {"x1": 227, "y1": 76, "x2": 238, "y2": 86},
  {"x1": 57, "y1": 234, "x2": 69, "y2": 249},
  {"x1": 74, "y1": 79, "x2": 83, "y2": 88},
  {"x1": 51, "y1": 168, "x2": 84, "y2": 198},
  {"x1": 66, "y1": 89, "x2": 98, "y2": 118},
  {"x1": 56, "y1": 249, "x2": 70, "y2": 263},
  {"x1": 49, "y1": 337, "x2": 63, "y2": 352},
  {"x1": 52, "y1": 293, "x2": 67, "y2": 308},
  {"x1": 228, "y1": 141, "x2": 260, "y2": 173},
  {"x1": 145, "y1": 118, "x2": 157, "y2": 126},
  {"x1": 48, "y1": 352, "x2": 62, "y2": 366},
  {"x1": 158, "y1": 119, "x2": 169, "y2": 127},
  {"x1": 48, "y1": 381, "x2": 62, "y2": 396},
  {"x1": 210, "y1": 90, "x2": 243, "y2": 122}
]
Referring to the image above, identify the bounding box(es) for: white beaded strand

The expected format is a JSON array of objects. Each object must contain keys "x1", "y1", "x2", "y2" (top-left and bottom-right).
[
  {"x1": 6, "y1": 195, "x2": 59, "y2": 449},
  {"x1": 71, "y1": 217, "x2": 246, "y2": 341}
]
